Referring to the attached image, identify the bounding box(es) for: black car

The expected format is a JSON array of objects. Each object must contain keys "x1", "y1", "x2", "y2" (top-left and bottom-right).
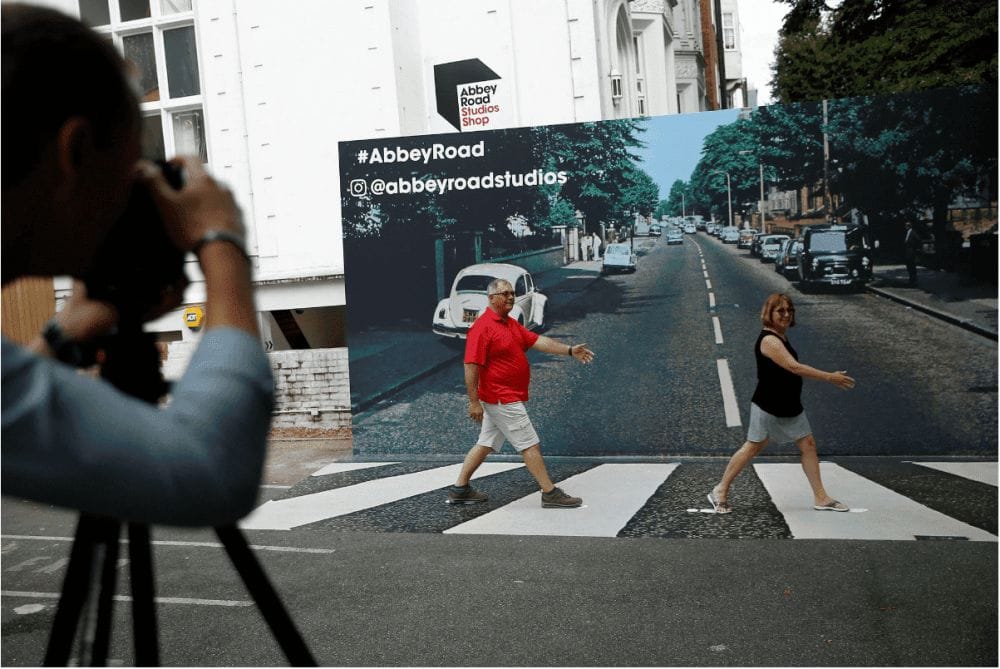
[{"x1": 798, "y1": 225, "x2": 873, "y2": 289}]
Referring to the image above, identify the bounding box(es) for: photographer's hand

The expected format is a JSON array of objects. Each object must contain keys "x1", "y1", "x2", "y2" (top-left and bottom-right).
[
  {"x1": 29, "y1": 281, "x2": 117, "y2": 359},
  {"x1": 139, "y1": 156, "x2": 259, "y2": 337}
]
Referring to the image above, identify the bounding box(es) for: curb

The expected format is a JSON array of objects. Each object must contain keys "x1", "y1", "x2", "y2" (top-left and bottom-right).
[
  {"x1": 867, "y1": 285, "x2": 998, "y2": 341},
  {"x1": 351, "y1": 351, "x2": 462, "y2": 414}
]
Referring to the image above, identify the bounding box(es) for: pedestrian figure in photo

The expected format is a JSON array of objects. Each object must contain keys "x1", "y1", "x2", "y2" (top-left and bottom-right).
[
  {"x1": 449, "y1": 278, "x2": 595, "y2": 508},
  {"x1": 591, "y1": 233, "x2": 602, "y2": 260},
  {"x1": 708, "y1": 293, "x2": 855, "y2": 514},
  {"x1": 904, "y1": 221, "x2": 921, "y2": 286},
  {"x1": 2, "y1": 4, "x2": 273, "y2": 526}
]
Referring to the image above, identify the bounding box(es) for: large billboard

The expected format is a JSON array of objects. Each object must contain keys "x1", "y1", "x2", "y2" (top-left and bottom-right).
[{"x1": 340, "y1": 85, "x2": 997, "y2": 459}]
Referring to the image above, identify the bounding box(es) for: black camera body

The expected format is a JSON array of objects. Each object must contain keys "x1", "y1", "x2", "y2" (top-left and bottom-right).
[
  {"x1": 83, "y1": 161, "x2": 188, "y2": 322},
  {"x1": 82, "y1": 161, "x2": 188, "y2": 401}
]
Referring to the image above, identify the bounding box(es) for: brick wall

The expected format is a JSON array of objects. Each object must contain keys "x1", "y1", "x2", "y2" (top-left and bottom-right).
[{"x1": 269, "y1": 348, "x2": 352, "y2": 431}]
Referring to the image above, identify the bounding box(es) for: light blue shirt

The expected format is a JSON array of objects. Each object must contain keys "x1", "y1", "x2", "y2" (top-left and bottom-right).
[{"x1": 2, "y1": 328, "x2": 274, "y2": 526}]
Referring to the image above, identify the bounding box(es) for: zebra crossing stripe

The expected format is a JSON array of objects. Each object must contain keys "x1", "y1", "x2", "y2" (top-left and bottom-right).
[
  {"x1": 444, "y1": 463, "x2": 679, "y2": 537},
  {"x1": 754, "y1": 463, "x2": 997, "y2": 542},
  {"x1": 240, "y1": 463, "x2": 523, "y2": 530},
  {"x1": 310, "y1": 462, "x2": 399, "y2": 477},
  {"x1": 909, "y1": 462, "x2": 998, "y2": 487}
]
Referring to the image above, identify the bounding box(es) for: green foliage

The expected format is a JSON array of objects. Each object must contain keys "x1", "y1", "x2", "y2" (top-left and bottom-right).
[
  {"x1": 661, "y1": 179, "x2": 690, "y2": 216},
  {"x1": 771, "y1": 0, "x2": 997, "y2": 103}
]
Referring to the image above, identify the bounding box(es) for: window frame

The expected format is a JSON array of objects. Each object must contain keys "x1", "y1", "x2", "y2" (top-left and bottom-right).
[{"x1": 83, "y1": 1, "x2": 209, "y2": 163}]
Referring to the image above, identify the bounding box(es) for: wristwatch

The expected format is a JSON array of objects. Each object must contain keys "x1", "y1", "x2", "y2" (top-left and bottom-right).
[{"x1": 42, "y1": 319, "x2": 92, "y2": 367}]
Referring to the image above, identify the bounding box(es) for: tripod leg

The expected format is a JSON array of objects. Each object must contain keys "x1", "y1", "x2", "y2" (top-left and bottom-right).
[
  {"x1": 128, "y1": 524, "x2": 160, "y2": 666},
  {"x1": 215, "y1": 526, "x2": 317, "y2": 666},
  {"x1": 44, "y1": 516, "x2": 105, "y2": 666},
  {"x1": 88, "y1": 522, "x2": 121, "y2": 666}
]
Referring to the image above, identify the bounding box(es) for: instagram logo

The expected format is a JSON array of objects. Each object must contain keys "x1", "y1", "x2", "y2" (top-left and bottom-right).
[{"x1": 349, "y1": 179, "x2": 367, "y2": 197}]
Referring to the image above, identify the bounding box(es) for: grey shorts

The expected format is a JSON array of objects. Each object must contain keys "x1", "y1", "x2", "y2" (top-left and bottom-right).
[
  {"x1": 746, "y1": 402, "x2": 812, "y2": 444},
  {"x1": 477, "y1": 401, "x2": 540, "y2": 452}
]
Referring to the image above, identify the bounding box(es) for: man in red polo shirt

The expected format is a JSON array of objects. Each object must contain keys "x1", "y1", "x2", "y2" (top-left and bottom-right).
[{"x1": 448, "y1": 278, "x2": 595, "y2": 508}]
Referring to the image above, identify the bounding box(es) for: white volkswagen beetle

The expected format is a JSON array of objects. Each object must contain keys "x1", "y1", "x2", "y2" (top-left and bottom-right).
[{"x1": 432, "y1": 263, "x2": 547, "y2": 338}]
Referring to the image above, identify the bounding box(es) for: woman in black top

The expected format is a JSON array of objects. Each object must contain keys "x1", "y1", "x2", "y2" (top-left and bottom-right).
[{"x1": 708, "y1": 293, "x2": 855, "y2": 514}]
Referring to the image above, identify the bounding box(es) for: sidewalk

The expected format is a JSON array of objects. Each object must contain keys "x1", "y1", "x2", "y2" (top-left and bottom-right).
[{"x1": 868, "y1": 264, "x2": 997, "y2": 340}]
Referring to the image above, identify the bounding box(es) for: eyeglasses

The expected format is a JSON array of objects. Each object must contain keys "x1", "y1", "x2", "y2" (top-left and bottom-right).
[
  {"x1": 489, "y1": 291, "x2": 516, "y2": 298},
  {"x1": 774, "y1": 308, "x2": 795, "y2": 315}
]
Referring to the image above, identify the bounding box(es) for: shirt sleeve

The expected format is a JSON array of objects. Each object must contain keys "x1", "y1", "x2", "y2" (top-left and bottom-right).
[
  {"x1": 464, "y1": 321, "x2": 488, "y2": 366},
  {"x1": 1, "y1": 329, "x2": 274, "y2": 527},
  {"x1": 517, "y1": 321, "x2": 539, "y2": 350}
]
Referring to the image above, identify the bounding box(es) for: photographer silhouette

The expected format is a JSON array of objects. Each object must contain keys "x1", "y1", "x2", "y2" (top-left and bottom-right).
[{"x1": 2, "y1": 5, "x2": 313, "y2": 665}]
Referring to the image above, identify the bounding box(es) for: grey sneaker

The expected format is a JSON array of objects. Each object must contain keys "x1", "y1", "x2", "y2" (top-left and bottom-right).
[
  {"x1": 541, "y1": 487, "x2": 582, "y2": 508},
  {"x1": 447, "y1": 485, "x2": 488, "y2": 505}
]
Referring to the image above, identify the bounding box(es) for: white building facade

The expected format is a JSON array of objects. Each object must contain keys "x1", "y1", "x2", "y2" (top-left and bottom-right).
[{"x1": 35, "y1": 0, "x2": 742, "y2": 431}]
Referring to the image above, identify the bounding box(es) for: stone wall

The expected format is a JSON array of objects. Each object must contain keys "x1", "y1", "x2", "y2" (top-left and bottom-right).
[{"x1": 270, "y1": 348, "x2": 352, "y2": 432}]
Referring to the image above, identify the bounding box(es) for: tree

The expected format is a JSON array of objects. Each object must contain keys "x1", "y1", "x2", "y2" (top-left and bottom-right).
[
  {"x1": 660, "y1": 180, "x2": 689, "y2": 217},
  {"x1": 771, "y1": 0, "x2": 997, "y2": 104}
]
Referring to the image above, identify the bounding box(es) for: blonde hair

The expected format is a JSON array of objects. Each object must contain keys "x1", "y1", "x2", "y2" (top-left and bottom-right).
[{"x1": 760, "y1": 293, "x2": 796, "y2": 329}]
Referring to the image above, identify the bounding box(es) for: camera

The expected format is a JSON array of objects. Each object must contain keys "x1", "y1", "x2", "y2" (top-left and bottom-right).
[
  {"x1": 83, "y1": 161, "x2": 188, "y2": 322},
  {"x1": 81, "y1": 161, "x2": 189, "y2": 400}
]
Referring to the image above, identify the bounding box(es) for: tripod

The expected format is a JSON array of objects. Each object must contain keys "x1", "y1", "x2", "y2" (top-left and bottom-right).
[{"x1": 42, "y1": 331, "x2": 316, "y2": 666}]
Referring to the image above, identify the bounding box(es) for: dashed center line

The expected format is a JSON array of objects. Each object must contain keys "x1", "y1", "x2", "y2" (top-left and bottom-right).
[
  {"x1": 712, "y1": 316, "x2": 724, "y2": 344},
  {"x1": 716, "y1": 359, "x2": 742, "y2": 427}
]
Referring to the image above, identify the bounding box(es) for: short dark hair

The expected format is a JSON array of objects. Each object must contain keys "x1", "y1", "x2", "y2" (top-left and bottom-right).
[{"x1": 2, "y1": 3, "x2": 138, "y2": 187}]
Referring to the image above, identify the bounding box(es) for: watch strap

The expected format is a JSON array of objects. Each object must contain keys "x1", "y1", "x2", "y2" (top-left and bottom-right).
[{"x1": 42, "y1": 319, "x2": 92, "y2": 367}]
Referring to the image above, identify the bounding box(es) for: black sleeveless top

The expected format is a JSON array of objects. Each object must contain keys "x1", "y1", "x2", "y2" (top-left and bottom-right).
[{"x1": 750, "y1": 330, "x2": 803, "y2": 417}]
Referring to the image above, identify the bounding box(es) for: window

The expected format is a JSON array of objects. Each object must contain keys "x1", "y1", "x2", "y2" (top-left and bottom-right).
[
  {"x1": 515, "y1": 276, "x2": 527, "y2": 297},
  {"x1": 610, "y1": 74, "x2": 623, "y2": 100},
  {"x1": 79, "y1": 0, "x2": 206, "y2": 163},
  {"x1": 723, "y1": 12, "x2": 736, "y2": 50},
  {"x1": 637, "y1": 96, "x2": 647, "y2": 116}
]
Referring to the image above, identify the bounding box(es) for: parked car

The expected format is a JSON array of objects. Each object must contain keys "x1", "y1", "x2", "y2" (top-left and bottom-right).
[
  {"x1": 666, "y1": 228, "x2": 684, "y2": 245},
  {"x1": 721, "y1": 226, "x2": 741, "y2": 243},
  {"x1": 798, "y1": 224, "x2": 873, "y2": 289},
  {"x1": 432, "y1": 262, "x2": 546, "y2": 338},
  {"x1": 737, "y1": 229, "x2": 756, "y2": 249},
  {"x1": 649, "y1": 223, "x2": 662, "y2": 237},
  {"x1": 759, "y1": 234, "x2": 790, "y2": 262},
  {"x1": 774, "y1": 239, "x2": 803, "y2": 279},
  {"x1": 750, "y1": 232, "x2": 767, "y2": 257},
  {"x1": 602, "y1": 242, "x2": 637, "y2": 273}
]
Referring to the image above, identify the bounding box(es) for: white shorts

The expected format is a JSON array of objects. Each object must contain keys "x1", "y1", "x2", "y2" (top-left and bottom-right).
[
  {"x1": 476, "y1": 401, "x2": 540, "y2": 453},
  {"x1": 746, "y1": 402, "x2": 812, "y2": 444}
]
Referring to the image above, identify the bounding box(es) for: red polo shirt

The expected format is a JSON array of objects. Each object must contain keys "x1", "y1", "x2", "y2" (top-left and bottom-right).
[{"x1": 464, "y1": 308, "x2": 539, "y2": 403}]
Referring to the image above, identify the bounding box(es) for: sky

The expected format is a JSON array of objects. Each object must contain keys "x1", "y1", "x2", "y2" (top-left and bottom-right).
[
  {"x1": 739, "y1": 0, "x2": 791, "y2": 106},
  {"x1": 635, "y1": 1, "x2": 789, "y2": 195}
]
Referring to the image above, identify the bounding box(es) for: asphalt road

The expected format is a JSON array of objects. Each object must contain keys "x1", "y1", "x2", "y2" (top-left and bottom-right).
[
  {"x1": 352, "y1": 233, "x2": 998, "y2": 457},
  {"x1": 1, "y1": 498, "x2": 996, "y2": 667}
]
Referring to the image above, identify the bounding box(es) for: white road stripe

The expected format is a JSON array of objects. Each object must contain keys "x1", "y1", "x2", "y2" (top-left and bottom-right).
[
  {"x1": 712, "y1": 316, "x2": 724, "y2": 344},
  {"x1": 445, "y1": 464, "x2": 679, "y2": 537},
  {"x1": 240, "y1": 463, "x2": 523, "y2": 530},
  {"x1": 709, "y1": 293, "x2": 716, "y2": 309},
  {"x1": 1, "y1": 591, "x2": 253, "y2": 607},
  {"x1": 910, "y1": 462, "x2": 998, "y2": 487},
  {"x1": 0, "y1": 535, "x2": 337, "y2": 554},
  {"x1": 311, "y1": 461, "x2": 398, "y2": 477},
  {"x1": 716, "y1": 359, "x2": 742, "y2": 427},
  {"x1": 706, "y1": 279, "x2": 712, "y2": 289},
  {"x1": 755, "y1": 463, "x2": 997, "y2": 541},
  {"x1": 703, "y1": 271, "x2": 709, "y2": 278}
]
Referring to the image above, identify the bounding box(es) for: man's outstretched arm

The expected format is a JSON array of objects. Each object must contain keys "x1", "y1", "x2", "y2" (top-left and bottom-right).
[{"x1": 531, "y1": 335, "x2": 595, "y2": 364}]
